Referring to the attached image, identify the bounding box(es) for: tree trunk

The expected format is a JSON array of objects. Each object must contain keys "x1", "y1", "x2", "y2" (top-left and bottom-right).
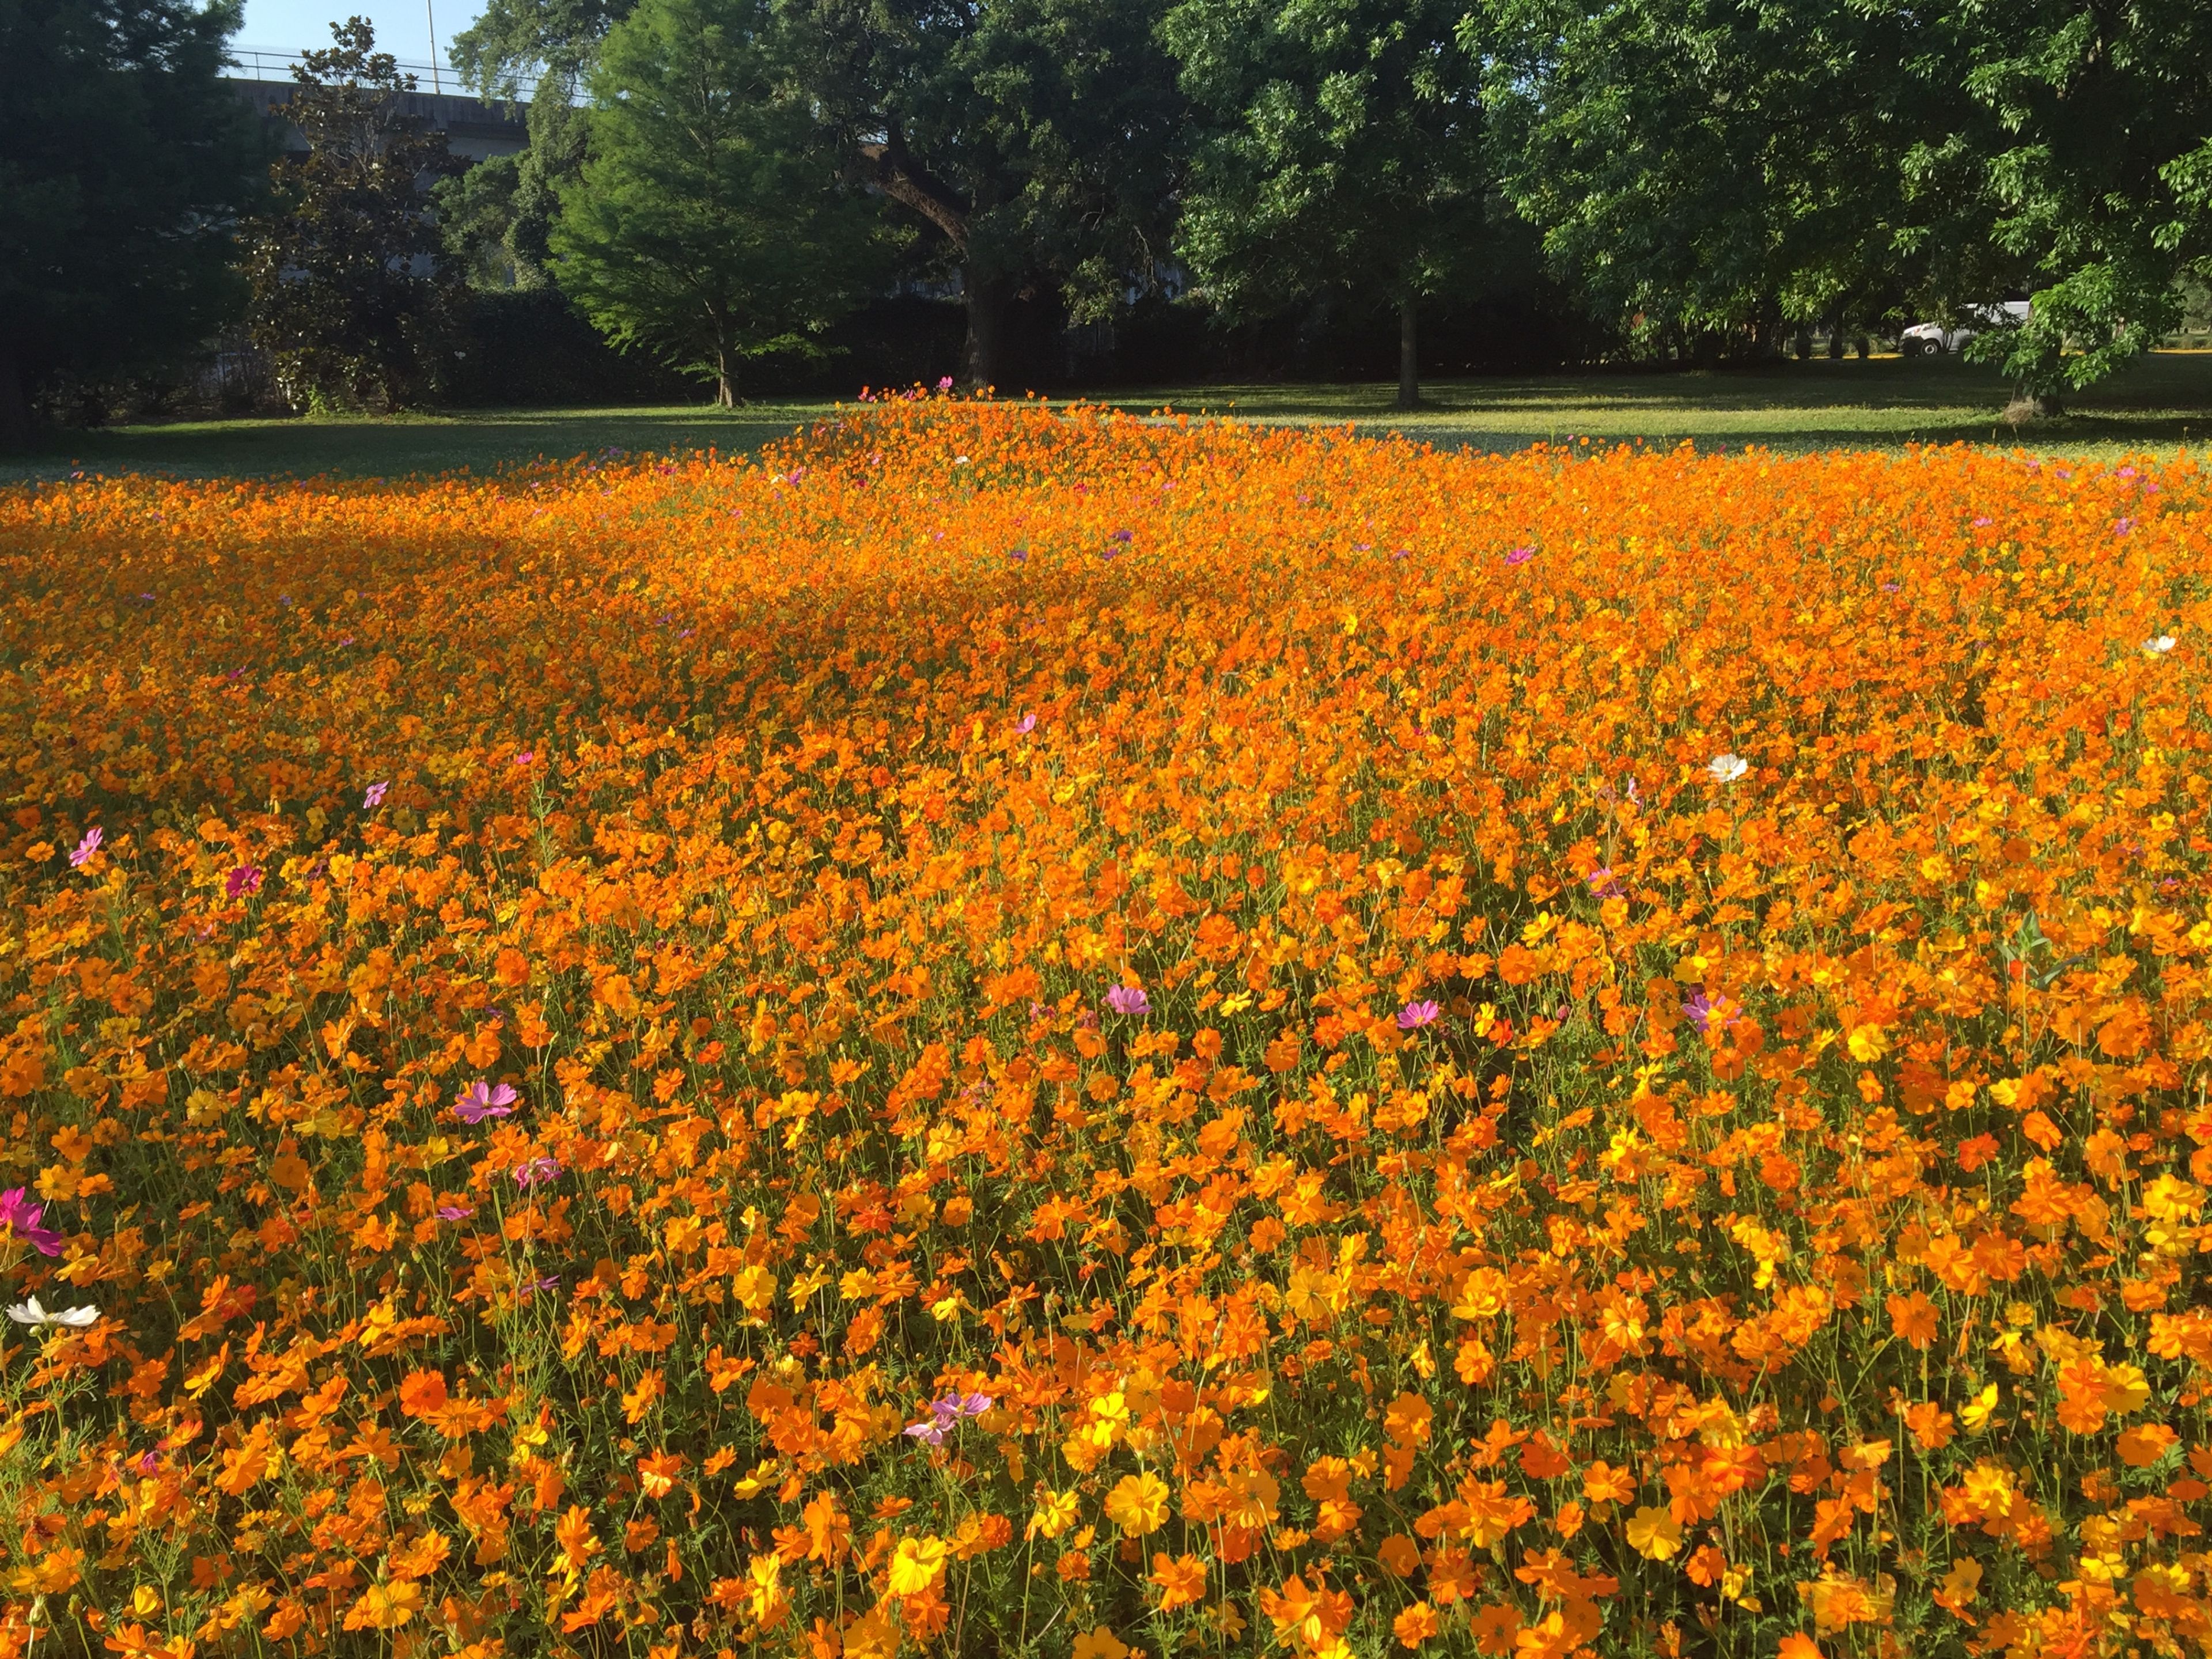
[
  {"x1": 961, "y1": 269, "x2": 1013, "y2": 391},
  {"x1": 715, "y1": 340, "x2": 735, "y2": 408},
  {"x1": 0, "y1": 346, "x2": 31, "y2": 454},
  {"x1": 1827, "y1": 307, "x2": 1846, "y2": 359},
  {"x1": 1396, "y1": 298, "x2": 1419, "y2": 411}
]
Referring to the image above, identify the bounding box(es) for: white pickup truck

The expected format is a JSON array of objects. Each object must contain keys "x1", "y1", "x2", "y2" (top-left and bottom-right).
[{"x1": 1900, "y1": 300, "x2": 2031, "y2": 355}]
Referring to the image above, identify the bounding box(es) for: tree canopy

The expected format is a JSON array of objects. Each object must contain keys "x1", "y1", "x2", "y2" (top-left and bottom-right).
[
  {"x1": 1479, "y1": 0, "x2": 2212, "y2": 396},
  {"x1": 244, "y1": 18, "x2": 464, "y2": 411},
  {"x1": 550, "y1": 0, "x2": 885, "y2": 404},
  {"x1": 786, "y1": 0, "x2": 1185, "y2": 385},
  {"x1": 0, "y1": 0, "x2": 261, "y2": 445},
  {"x1": 1168, "y1": 0, "x2": 1493, "y2": 407},
  {"x1": 1945, "y1": 0, "x2": 2212, "y2": 404},
  {"x1": 425, "y1": 0, "x2": 2212, "y2": 404}
]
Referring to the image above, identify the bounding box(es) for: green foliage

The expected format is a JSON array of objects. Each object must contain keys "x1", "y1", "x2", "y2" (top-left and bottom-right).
[
  {"x1": 435, "y1": 99, "x2": 589, "y2": 291},
  {"x1": 789, "y1": 0, "x2": 1185, "y2": 383},
  {"x1": 1947, "y1": 0, "x2": 2212, "y2": 402},
  {"x1": 1479, "y1": 0, "x2": 1965, "y2": 359},
  {"x1": 1165, "y1": 0, "x2": 1492, "y2": 403},
  {"x1": 550, "y1": 0, "x2": 886, "y2": 406},
  {"x1": 452, "y1": 0, "x2": 634, "y2": 96},
  {"x1": 244, "y1": 18, "x2": 466, "y2": 412},
  {"x1": 1482, "y1": 0, "x2": 2212, "y2": 396},
  {"x1": 444, "y1": 0, "x2": 617, "y2": 293},
  {"x1": 0, "y1": 0, "x2": 262, "y2": 445}
]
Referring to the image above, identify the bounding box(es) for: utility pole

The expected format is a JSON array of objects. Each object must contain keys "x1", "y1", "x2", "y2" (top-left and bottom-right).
[{"x1": 426, "y1": 0, "x2": 442, "y2": 90}]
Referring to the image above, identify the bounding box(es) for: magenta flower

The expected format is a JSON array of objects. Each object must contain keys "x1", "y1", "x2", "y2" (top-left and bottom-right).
[
  {"x1": 1105, "y1": 984, "x2": 1150, "y2": 1017},
  {"x1": 513, "y1": 1156, "x2": 562, "y2": 1190},
  {"x1": 68, "y1": 827, "x2": 103, "y2": 868},
  {"x1": 1682, "y1": 989, "x2": 1736, "y2": 1034},
  {"x1": 0, "y1": 1189, "x2": 63, "y2": 1256},
  {"x1": 1016, "y1": 712, "x2": 1037, "y2": 735},
  {"x1": 225, "y1": 865, "x2": 263, "y2": 899},
  {"x1": 520, "y1": 1273, "x2": 559, "y2": 1295},
  {"x1": 454, "y1": 1080, "x2": 518, "y2": 1124},
  {"x1": 362, "y1": 781, "x2": 388, "y2": 809},
  {"x1": 1505, "y1": 546, "x2": 1536, "y2": 567},
  {"x1": 937, "y1": 376, "x2": 955, "y2": 391},
  {"x1": 903, "y1": 1391, "x2": 995, "y2": 1443},
  {"x1": 1585, "y1": 867, "x2": 1624, "y2": 899},
  {"x1": 513, "y1": 750, "x2": 535, "y2": 767},
  {"x1": 435, "y1": 1203, "x2": 476, "y2": 1221},
  {"x1": 1396, "y1": 999, "x2": 1441, "y2": 1031}
]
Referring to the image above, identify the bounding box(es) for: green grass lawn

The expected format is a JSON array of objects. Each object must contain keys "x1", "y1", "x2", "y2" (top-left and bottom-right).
[
  {"x1": 8, "y1": 350, "x2": 2212, "y2": 483},
  {"x1": 1108, "y1": 348, "x2": 2212, "y2": 459}
]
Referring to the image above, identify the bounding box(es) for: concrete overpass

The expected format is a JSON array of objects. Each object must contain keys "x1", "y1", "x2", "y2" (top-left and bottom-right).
[{"x1": 226, "y1": 48, "x2": 531, "y2": 162}]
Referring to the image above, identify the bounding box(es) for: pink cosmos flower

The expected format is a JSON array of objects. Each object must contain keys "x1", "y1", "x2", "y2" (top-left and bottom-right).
[
  {"x1": 362, "y1": 781, "x2": 388, "y2": 808},
  {"x1": 1682, "y1": 988, "x2": 1737, "y2": 1034},
  {"x1": 1396, "y1": 999, "x2": 1441, "y2": 1030},
  {"x1": 903, "y1": 1391, "x2": 995, "y2": 1444},
  {"x1": 436, "y1": 1204, "x2": 476, "y2": 1221},
  {"x1": 69, "y1": 827, "x2": 103, "y2": 868},
  {"x1": 225, "y1": 865, "x2": 263, "y2": 899},
  {"x1": 513, "y1": 1156, "x2": 562, "y2": 1190},
  {"x1": 1505, "y1": 546, "x2": 1536, "y2": 566},
  {"x1": 0, "y1": 1188, "x2": 63, "y2": 1256},
  {"x1": 454, "y1": 1080, "x2": 518, "y2": 1124},
  {"x1": 1105, "y1": 984, "x2": 1149, "y2": 1016},
  {"x1": 1585, "y1": 867, "x2": 1624, "y2": 899}
]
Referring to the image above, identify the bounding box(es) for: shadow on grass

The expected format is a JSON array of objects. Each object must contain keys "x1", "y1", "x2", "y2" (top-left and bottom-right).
[{"x1": 0, "y1": 404, "x2": 831, "y2": 485}]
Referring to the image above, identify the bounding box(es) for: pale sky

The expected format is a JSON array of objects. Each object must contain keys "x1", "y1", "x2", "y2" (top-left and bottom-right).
[{"x1": 233, "y1": 0, "x2": 485, "y2": 87}]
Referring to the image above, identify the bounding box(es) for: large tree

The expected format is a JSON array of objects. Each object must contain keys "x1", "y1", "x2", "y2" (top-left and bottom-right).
[
  {"x1": 791, "y1": 0, "x2": 1185, "y2": 387},
  {"x1": 245, "y1": 19, "x2": 465, "y2": 410},
  {"x1": 0, "y1": 0, "x2": 261, "y2": 446},
  {"x1": 1482, "y1": 0, "x2": 2212, "y2": 395},
  {"x1": 550, "y1": 0, "x2": 885, "y2": 404},
  {"x1": 1944, "y1": 0, "x2": 2212, "y2": 407},
  {"x1": 1479, "y1": 0, "x2": 1969, "y2": 362},
  {"x1": 443, "y1": 0, "x2": 627, "y2": 289},
  {"x1": 1165, "y1": 0, "x2": 1491, "y2": 408}
]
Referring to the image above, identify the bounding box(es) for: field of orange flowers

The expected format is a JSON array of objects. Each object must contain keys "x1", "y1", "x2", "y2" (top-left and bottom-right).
[{"x1": 0, "y1": 398, "x2": 2207, "y2": 1659}]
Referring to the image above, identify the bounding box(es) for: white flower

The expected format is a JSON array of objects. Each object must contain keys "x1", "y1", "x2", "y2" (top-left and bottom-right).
[
  {"x1": 1707, "y1": 753, "x2": 1749, "y2": 784},
  {"x1": 952, "y1": 455, "x2": 971, "y2": 467},
  {"x1": 5, "y1": 1297, "x2": 97, "y2": 1328},
  {"x1": 2144, "y1": 635, "x2": 2176, "y2": 656}
]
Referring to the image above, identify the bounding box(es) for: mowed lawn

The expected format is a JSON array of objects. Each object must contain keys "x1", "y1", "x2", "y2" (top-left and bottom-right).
[
  {"x1": 1127, "y1": 347, "x2": 2212, "y2": 457},
  {"x1": 9, "y1": 349, "x2": 2212, "y2": 481}
]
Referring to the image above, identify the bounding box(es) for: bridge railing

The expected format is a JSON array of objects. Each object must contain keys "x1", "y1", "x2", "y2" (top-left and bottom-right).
[{"x1": 225, "y1": 44, "x2": 548, "y2": 104}]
